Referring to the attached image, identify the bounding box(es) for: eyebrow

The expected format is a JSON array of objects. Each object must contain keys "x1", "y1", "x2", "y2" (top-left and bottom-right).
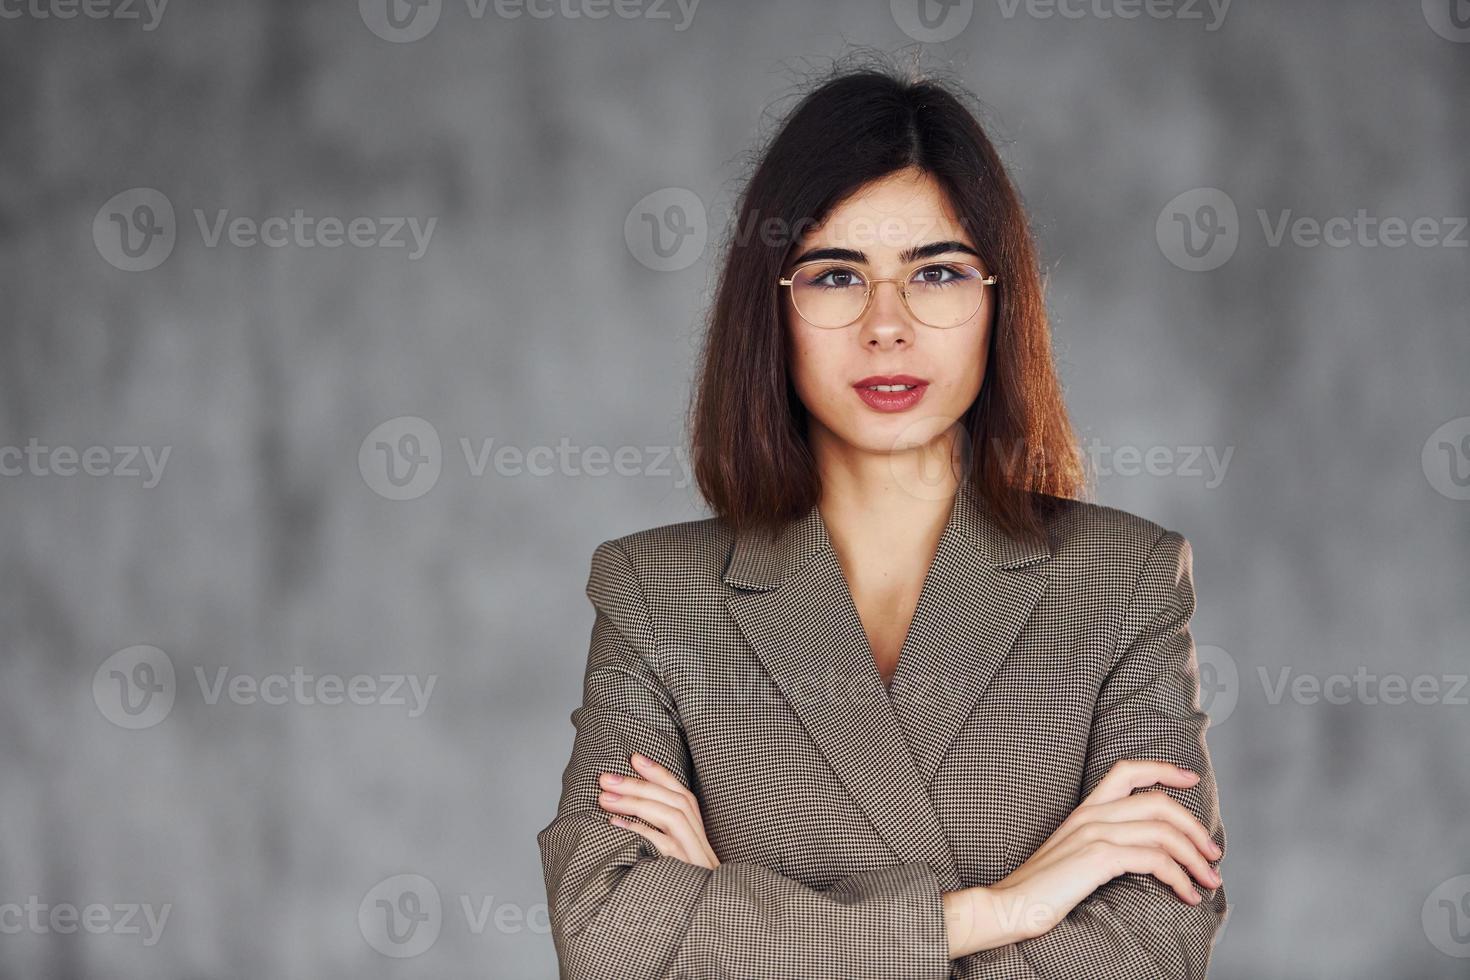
[{"x1": 786, "y1": 239, "x2": 982, "y2": 267}]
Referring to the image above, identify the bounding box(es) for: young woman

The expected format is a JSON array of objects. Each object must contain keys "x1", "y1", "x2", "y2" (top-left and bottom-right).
[{"x1": 538, "y1": 64, "x2": 1227, "y2": 979}]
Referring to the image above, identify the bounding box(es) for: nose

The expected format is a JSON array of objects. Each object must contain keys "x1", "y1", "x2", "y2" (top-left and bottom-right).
[{"x1": 858, "y1": 279, "x2": 916, "y2": 349}]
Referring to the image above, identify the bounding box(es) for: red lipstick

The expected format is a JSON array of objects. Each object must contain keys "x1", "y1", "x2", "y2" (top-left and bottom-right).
[{"x1": 852, "y1": 374, "x2": 930, "y2": 413}]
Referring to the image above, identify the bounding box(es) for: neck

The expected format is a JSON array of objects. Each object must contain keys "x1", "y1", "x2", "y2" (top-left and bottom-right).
[{"x1": 809, "y1": 423, "x2": 966, "y2": 551}]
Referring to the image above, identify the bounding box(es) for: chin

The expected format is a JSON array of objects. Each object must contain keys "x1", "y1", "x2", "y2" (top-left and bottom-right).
[{"x1": 843, "y1": 413, "x2": 963, "y2": 455}]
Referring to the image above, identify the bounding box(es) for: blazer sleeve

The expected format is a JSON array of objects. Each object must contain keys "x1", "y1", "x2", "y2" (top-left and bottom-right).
[
  {"x1": 537, "y1": 539, "x2": 954, "y2": 980},
  {"x1": 950, "y1": 529, "x2": 1228, "y2": 980}
]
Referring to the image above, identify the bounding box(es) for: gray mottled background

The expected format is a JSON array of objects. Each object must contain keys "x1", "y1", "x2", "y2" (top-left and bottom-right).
[{"x1": 2, "y1": 0, "x2": 1468, "y2": 977}]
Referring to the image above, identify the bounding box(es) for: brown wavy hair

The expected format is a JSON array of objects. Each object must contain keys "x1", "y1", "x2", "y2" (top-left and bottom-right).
[{"x1": 688, "y1": 59, "x2": 1085, "y2": 546}]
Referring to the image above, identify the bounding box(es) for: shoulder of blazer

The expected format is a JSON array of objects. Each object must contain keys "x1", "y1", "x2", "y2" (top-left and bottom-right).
[
  {"x1": 582, "y1": 518, "x2": 732, "y2": 671},
  {"x1": 1034, "y1": 493, "x2": 1188, "y2": 608},
  {"x1": 1038, "y1": 493, "x2": 1176, "y2": 556},
  {"x1": 591, "y1": 514, "x2": 736, "y2": 592}
]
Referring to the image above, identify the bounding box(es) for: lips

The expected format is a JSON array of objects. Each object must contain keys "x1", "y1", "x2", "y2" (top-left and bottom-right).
[
  {"x1": 852, "y1": 374, "x2": 929, "y2": 390},
  {"x1": 852, "y1": 375, "x2": 930, "y2": 413}
]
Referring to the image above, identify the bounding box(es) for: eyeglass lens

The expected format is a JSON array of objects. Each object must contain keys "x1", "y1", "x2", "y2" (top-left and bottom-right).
[{"x1": 787, "y1": 263, "x2": 988, "y2": 328}]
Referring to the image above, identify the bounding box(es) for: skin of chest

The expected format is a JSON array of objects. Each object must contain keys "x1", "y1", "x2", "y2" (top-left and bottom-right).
[
  {"x1": 838, "y1": 541, "x2": 938, "y2": 685},
  {"x1": 848, "y1": 576, "x2": 924, "y2": 684}
]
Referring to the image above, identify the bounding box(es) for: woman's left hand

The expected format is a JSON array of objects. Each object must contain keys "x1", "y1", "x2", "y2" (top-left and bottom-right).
[{"x1": 598, "y1": 752, "x2": 721, "y2": 869}]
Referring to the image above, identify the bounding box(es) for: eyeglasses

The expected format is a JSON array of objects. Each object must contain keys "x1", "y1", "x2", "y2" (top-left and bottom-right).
[{"x1": 778, "y1": 260, "x2": 997, "y2": 329}]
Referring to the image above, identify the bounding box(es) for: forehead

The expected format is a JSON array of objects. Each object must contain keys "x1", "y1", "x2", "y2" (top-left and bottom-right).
[{"x1": 796, "y1": 170, "x2": 970, "y2": 256}]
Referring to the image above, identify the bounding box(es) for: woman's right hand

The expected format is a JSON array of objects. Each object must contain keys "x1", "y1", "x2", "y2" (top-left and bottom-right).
[{"x1": 976, "y1": 759, "x2": 1223, "y2": 946}]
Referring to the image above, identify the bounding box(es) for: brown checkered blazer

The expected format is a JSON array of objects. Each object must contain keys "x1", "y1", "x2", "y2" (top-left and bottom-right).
[{"x1": 537, "y1": 474, "x2": 1227, "y2": 978}]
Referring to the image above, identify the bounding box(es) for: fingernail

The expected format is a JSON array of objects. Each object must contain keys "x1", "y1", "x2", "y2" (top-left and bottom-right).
[
  {"x1": 631, "y1": 753, "x2": 647, "y2": 767},
  {"x1": 601, "y1": 791, "x2": 621, "y2": 801},
  {"x1": 603, "y1": 773, "x2": 623, "y2": 784}
]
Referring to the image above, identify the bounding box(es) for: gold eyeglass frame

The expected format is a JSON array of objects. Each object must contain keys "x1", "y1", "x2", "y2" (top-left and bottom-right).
[{"x1": 777, "y1": 260, "x2": 998, "y2": 329}]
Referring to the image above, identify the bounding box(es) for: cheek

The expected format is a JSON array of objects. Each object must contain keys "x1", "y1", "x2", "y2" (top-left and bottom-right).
[
  {"x1": 787, "y1": 328, "x2": 845, "y2": 406},
  {"x1": 935, "y1": 329, "x2": 988, "y2": 400}
]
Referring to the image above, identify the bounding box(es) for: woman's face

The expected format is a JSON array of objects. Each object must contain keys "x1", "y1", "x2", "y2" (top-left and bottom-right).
[{"x1": 782, "y1": 168, "x2": 993, "y2": 472}]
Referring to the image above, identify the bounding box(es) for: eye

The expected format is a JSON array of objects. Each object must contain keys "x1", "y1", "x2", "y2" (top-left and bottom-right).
[
  {"x1": 799, "y1": 265, "x2": 866, "y2": 290},
  {"x1": 909, "y1": 263, "x2": 974, "y2": 288}
]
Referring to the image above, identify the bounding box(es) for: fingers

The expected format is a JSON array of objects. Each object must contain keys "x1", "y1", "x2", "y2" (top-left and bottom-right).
[
  {"x1": 601, "y1": 787, "x2": 707, "y2": 859},
  {"x1": 1084, "y1": 790, "x2": 1221, "y2": 864},
  {"x1": 1087, "y1": 842, "x2": 1203, "y2": 905},
  {"x1": 607, "y1": 814, "x2": 684, "y2": 861},
  {"x1": 600, "y1": 770, "x2": 699, "y2": 825},
  {"x1": 628, "y1": 754, "x2": 708, "y2": 828},
  {"x1": 1081, "y1": 759, "x2": 1201, "y2": 807},
  {"x1": 1069, "y1": 819, "x2": 1221, "y2": 892},
  {"x1": 599, "y1": 783, "x2": 704, "y2": 851},
  {"x1": 1075, "y1": 759, "x2": 1219, "y2": 862},
  {"x1": 1000, "y1": 759, "x2": 1223, "y2": 923},
  {"x1": 598, "y1": 754, "x2": 716, "y2": 867},
  {"x1": 627, "y1": 752, "x2": 684, "y2": 793}
]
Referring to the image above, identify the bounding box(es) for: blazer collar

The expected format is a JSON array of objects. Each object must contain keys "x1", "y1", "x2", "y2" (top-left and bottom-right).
[
  {"x1": 721, "y1": 473, "x2": 1053, "y2": 890},
  {"x1": 721, "y1": 472, "x2": 1051, "y2": 593}
]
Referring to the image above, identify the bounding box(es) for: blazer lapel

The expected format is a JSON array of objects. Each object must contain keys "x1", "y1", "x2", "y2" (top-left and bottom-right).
[
  {"x1": 888, "y1": 479, "x2": 1052, "y2": 785},
  {"x1": 722, "y1": 476, "x2": 1051, "y2": 890}
]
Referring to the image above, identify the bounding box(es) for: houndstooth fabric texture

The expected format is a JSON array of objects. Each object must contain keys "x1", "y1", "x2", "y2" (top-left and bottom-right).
[{"x1": 537, "y1": 473, "x2": 1227, "y2": 979}]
